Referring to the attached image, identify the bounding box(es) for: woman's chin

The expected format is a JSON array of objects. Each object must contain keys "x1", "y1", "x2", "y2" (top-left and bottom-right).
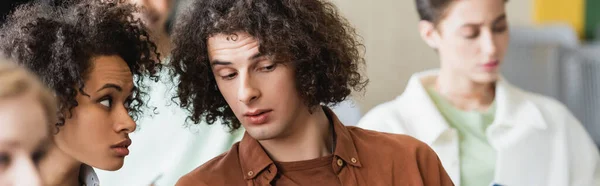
[
  {"x1": 472, "y1": 72, "x2": 500, "y2": 84},
  {"x1": 88, "y1": 159, "x2": 124, "y2": 171}
]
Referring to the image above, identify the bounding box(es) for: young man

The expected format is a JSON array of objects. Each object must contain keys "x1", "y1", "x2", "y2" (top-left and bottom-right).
[{"x1": 171, "y1": 0, "x2": 453, "y2": 185}]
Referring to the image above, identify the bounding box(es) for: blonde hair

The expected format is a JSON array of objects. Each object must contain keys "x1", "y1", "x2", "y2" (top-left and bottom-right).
[{"x1": 0, "y1": 60, "x2": 58, "y2": 127}]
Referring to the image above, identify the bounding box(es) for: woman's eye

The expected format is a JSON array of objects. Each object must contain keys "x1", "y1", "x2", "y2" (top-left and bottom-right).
[
  {"x1": 493, "y1": 26, "x2": 507, "y2": 33},
  {"x1": 0, "y1": 153, "x2": 10, "y2": 169},
  {"x1": 99, "y1": 97, "x2": 112, "y2": 108}
]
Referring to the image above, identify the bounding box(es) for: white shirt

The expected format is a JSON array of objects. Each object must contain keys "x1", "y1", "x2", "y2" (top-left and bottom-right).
[
  {"x1": 80, "y1": 164, "x2": 99, "y2": 186},
  {"x1": 358, "y1": 70, "x2": 600, "y2": 186}
]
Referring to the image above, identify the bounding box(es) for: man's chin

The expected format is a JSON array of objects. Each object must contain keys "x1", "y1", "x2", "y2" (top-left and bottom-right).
[{"x1": 248, "y1": 132, "x2": 278, "y2": 141}]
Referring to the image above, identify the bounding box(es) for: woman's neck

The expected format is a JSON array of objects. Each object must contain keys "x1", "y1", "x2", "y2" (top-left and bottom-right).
[
  {"x1": 435, "y1": 70, "x2": 496, "y2": 111},
  {"x1": 40, "y1": 143, "x2": 82, "y2": 186},
  {"x1": 259, "y1": 106, "x2": 333, "y2": 162}
]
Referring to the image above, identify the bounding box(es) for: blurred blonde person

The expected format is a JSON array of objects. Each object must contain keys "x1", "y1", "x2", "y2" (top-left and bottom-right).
[{"x1": 0, "y1": 60, "x2": 57, "y2": 186}]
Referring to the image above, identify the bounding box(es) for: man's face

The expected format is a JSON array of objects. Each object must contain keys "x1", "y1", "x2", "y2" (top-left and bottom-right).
[{"x1": 207, "y1": 32, "x2": 307, "y2": 141}]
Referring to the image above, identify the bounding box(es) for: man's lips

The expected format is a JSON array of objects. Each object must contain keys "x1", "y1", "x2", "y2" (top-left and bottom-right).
[
  {"x1": 244, "y1": 109, "x2": 272, "y2": 117},
  {"x1": 244, "y1": 109, "x2": 272, "y2": 125}
]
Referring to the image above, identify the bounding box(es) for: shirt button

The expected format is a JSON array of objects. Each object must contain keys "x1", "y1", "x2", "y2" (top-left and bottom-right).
[
  {"x1": 351, "y1": 158, "x2": 357, "y2": 163},
  {"x1": 248, "y1": 171, "x2": 254, "y2": 176},
  {"x1": 337, "y1": 159, "x2": 344, "y2": 166}
]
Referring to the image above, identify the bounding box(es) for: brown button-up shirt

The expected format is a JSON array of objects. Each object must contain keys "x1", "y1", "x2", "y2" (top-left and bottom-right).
[{"x1": 176, "y1": 108, "x2": 454, "y2": 186}]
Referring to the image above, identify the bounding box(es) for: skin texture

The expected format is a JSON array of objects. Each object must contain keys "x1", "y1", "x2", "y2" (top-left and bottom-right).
[{"x1": 418, "y1": 0, "x2": 508, "y2": 111}]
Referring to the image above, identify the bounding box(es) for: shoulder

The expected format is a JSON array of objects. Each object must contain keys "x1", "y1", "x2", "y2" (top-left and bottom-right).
[
  {"x1": 347, "y1": 126, "x2": 432, "y2": 156},
  {"x1": 175, "y1": 142, "x2": 244, "y2": 186},
  {"x1": 519, "y1": 90, "x2": 583, "y2": 128},
  {"x1": 522, "y1": 91, "x2": 572, "y2": 115},
  {"x1": 347, "y1": 127, "x2": 451, "y2": 182},
  {"x1": 517, "y1": 90, "x2": 595, "y2": 142}
]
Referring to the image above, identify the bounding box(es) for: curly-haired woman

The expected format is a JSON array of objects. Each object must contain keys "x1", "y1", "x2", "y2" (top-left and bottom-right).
[
  {"x1": 0, "y1": 0, "x2": 160, "y2": 185},
  {"x1": 171, "y1": 0, "x2": 453, "y2": 185}
]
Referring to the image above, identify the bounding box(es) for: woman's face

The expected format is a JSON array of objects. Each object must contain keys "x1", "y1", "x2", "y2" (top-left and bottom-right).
[
  {"x1": 420, "y1": 0, "x2": 509, "y2": 83},
  {"x1": 53, "y1": 55, "x2": 136, "y2": 171},
  {"x1": 0, "y1": 96, "x2": 50, "y2": 186}
]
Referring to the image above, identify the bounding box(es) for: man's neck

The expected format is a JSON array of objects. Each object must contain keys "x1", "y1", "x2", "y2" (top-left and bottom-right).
[
  {"x1": 40, "y1": 143, "x2": 82, "y2": 186},
  {"x1": 259, "y1": 106, "x2": 334, "y2": 162}
]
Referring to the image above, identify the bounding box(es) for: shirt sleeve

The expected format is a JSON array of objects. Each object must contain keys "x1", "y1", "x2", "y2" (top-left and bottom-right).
[
  {"x1": 417, "y1": 142, "x2": 455, "y2": 186},
  {"x1": 564, "y1": 109, "x2": 600, "y2": 186}
]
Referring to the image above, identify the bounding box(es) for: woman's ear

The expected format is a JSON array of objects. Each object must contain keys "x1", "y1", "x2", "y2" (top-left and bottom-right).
[{"x1": 418, "y1": 20, "x2": 439, "y2": 49}]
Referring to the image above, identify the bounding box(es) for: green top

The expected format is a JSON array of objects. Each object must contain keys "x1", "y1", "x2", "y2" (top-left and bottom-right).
[{"x1": 426, "y1": 87, "x2": 497, "y2": 186}]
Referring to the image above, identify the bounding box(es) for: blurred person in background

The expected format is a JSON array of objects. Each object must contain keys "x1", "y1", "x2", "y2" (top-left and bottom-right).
[
  {"x1": 0, "y1": 0, "x2": 161, "y2": 185},
  {"x1": 358, "y1": 0, "x2": 600, "y2": 185},
  {"x1": 0, "y1": 60, "x2": 57, "y2": 186}
]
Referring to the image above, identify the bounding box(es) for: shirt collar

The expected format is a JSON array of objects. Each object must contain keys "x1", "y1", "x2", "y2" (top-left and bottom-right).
[
  {"x1": 79, "y1": 164, "x2": 99, "y2": 186},
  {"x1": 325, "y1": 107, "x2": 362, "y2": 168},
  {"x1": 238, "y1": 106, "x2": 362, "y2": 180},
  {"x1": 397, "y1": 70, "x2": 452, "y2": 144},
  {"x1": 398, "y1": 70, "x2": 548, "y2": 144}
]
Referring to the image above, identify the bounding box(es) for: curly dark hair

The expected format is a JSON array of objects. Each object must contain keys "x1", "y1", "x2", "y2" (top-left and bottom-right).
[
  {"x1": 171, "y1": 0, "x2": 368, "y2": 130},
  {"x1": 0, "y1": 0, "x2": 161, "y2": 129}
]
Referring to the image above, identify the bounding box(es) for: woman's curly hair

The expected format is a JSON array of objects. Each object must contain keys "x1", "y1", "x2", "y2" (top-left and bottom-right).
[
  {"x1": 171, "y1": 0, "x2": 368, "y2": 130},
  {"x1": 0, "y1": 0, "x2": 161, "y2": 130}
]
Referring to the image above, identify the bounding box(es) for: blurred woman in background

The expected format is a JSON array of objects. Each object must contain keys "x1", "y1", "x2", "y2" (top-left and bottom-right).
[
  {"x1": 358, "y1": 0, "x2": 599, "y2": 185},
  {"x1": 0, "y1": 60, "x2": 57, "y2": 186},
  {"x1": 0, "y1": 0, "x2": 160, "y2": 185}
]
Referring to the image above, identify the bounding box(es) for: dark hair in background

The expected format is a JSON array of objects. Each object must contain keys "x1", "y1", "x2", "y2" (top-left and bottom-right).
[
  {"x1": 0, "y1": 0, "x2": 161, "y2": 130},
  {"x1": 415, "y1": 0, "x2": 455, "y2": 24},
  {"x1": 415, "y1": 0, "x2": 508, "y2": 24},
  {"x1": 0, "y1": 0, "x2": 33, "y2": 23},
  {"x1": 171, "y1": 0, "x2": 368, "y2": 130},
  {"x1": 164, "y1": 0, "x2": 180, "y2": 35}
]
